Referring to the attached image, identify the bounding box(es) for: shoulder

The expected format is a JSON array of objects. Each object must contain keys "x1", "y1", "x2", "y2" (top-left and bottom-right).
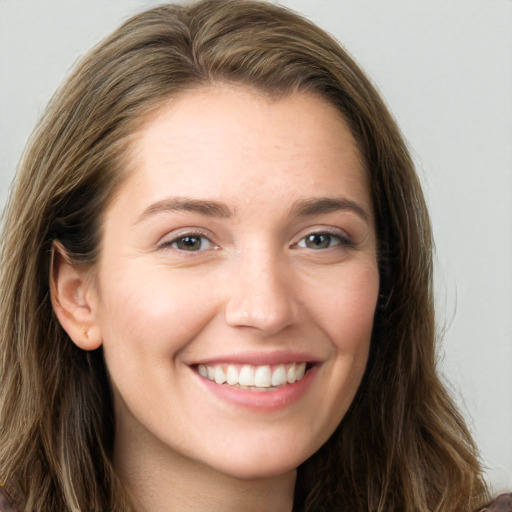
[{"x1": 484, "y1": 493, "x2": 512, "y2": 512}]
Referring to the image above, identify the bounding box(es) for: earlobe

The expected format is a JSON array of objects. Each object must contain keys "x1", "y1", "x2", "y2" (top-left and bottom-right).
[{"x1": 50, "y1": 243, "x2": 103, "y2": 351}]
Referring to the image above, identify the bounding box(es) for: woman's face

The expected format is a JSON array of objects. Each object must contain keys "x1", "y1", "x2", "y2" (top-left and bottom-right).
[{"x1": 90, "y1": 86, "x2": 379, "y2": 480}]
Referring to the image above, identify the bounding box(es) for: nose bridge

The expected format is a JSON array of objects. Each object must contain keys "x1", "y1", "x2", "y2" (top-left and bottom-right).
[{"x1": 224, "y1": 246, "x2": 296, "y2": 334}]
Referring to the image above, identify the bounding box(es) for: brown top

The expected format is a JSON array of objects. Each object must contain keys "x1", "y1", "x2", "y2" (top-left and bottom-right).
[
  {"x1": 0, "y1": 487, "x2": 21, "y2": 512},
  {"x1": 0, "y1": 486, "x2": 510, "y2": 511}
]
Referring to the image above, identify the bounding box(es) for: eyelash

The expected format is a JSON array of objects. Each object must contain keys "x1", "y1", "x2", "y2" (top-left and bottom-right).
[
  {"x1": 160, "y1": 231, "x2": 217, "y2": 252},
  {"x1": 160, "y1": 229, "x2": 354, "y2": 253},
  {"x1": 294, "y1": 230, "x2": 354, "y2": 250}
]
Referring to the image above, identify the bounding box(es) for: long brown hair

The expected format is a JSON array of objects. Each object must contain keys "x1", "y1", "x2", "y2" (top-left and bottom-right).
[{"x1": 0, "y1": 1, "x2": 488, "y2": 510}]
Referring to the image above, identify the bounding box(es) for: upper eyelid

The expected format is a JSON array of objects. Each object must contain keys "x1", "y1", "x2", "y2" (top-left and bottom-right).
[{"x1": 294, "y1": 226, "x2": 353, "y2": 244}]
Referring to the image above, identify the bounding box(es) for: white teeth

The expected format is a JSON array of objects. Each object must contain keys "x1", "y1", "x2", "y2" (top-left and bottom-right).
[
  {"x1": 254, "y1": 365, "x2": 271, "y2": 387},
  {"x1": 198, "y1": 362, "x2": 310, "y2": 389},
  {"x1": 226, "y1": 365, "x2": 238, "y2": 385},
  {"x1": 214, "y1": 365, "x2": 226, "y2": 384},
  {"x1": 271, "y1": 364, "x2": 287, "y2": 387},
  {"x1": 296, "y1": 362, "x2": 306, "y2": 380},
  {"x1": 239, "y1": 365, "x2": 255, "y2": 386},
  {"x1": 287, "y1": 363, "x2": 297, "y2": 383}
]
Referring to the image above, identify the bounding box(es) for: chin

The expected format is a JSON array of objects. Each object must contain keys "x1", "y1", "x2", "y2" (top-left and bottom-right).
[
  {"x1": 221, "y1": 462, "x2": 299, "y2": 482},
  {"x1": 205, "y1": 445, "x2": 312, "y2": 482}
]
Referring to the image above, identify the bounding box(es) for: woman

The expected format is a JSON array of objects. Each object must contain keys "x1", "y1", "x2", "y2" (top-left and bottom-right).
[{"x1": 0, "y1": 0, "x2": 507, "y2": 510}]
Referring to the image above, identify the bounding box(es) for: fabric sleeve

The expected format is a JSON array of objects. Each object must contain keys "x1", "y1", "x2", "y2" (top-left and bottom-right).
[
  {"x1": 486, "y1": 493, "x2": 512, "y2": 511},
  {"x1": 0, "y1": 488, "x2": 18, "y2": 512}
]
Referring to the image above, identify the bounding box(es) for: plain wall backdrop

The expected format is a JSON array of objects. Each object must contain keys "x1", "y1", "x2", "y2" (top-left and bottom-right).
[{"x1": 1, "y1": 0, "x2": 511, "y2": 493}]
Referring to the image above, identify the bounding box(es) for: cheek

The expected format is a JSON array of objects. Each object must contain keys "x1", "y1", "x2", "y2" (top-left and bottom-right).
[
  {"x1": 311, "y1": 262, "x2": 379, "y2": 350},
  {"x1": 296, "y1": 262, "x2": 378, "y2": 446},
  {"x1": 95, "y1": 263, "x2": 221, "y2": 365}
]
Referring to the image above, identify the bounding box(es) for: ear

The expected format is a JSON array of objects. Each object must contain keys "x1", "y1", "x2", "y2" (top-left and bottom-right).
[{"x1": 50, "y1": 242, "x2": 103, "y2": 351}]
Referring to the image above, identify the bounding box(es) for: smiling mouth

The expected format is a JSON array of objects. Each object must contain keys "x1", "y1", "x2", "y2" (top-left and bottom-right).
[{"x1": 195, "y1": 362, "x2": 312, "y2": 391}]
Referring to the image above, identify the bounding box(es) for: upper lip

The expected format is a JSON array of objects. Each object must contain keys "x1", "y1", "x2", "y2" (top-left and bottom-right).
[{"x1": 188, "y1": 350, "x2": 322, "y2": 367}]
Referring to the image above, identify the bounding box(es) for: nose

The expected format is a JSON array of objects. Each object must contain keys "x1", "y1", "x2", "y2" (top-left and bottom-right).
[{"x1": 224, "y1": 250, "x2": 298, "y2": 335}]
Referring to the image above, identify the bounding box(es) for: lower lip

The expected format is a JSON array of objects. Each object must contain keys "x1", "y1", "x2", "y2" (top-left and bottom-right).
[{"x1": 195, "y1": 366, "x2": 318, "y2": 412}]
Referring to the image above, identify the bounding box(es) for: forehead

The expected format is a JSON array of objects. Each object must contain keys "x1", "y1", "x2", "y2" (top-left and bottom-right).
[{"x1": 114, "y1": 85, "x2": 371, "y2": 217}]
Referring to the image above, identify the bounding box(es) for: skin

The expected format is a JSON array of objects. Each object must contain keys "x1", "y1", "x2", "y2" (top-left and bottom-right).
[{"x1": 53, "y1": 85, "x2": 379, "y2": 512}]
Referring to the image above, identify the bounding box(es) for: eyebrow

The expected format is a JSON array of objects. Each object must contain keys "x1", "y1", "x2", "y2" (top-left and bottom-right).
[
  {"x1": 136, "y1": 197, "x2": 233, "y2": 223},
  {"x1": 291, "y1": 196, "x2": 370, "y2": 222},
  {"x1": 136, "y1": 195, "x2": 370, "y2": 224}
]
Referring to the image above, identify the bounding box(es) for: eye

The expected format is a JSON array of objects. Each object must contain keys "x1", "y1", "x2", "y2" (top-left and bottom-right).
[
  {"x1": 296, "y1": 232, "x2": 348, "y2": 250},
  {"x1": 165, "y1": 234, "x2": 216, "y2": 252}
]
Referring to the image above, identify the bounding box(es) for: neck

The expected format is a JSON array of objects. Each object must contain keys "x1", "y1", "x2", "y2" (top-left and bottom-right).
[{"x1": 113, "y1": 410, "x2": 296, "y2": 512}]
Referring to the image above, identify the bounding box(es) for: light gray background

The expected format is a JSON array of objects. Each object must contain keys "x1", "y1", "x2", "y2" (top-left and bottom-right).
[{"x1": 1, "y1": 0, "x2": 511, "y2": 493}]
